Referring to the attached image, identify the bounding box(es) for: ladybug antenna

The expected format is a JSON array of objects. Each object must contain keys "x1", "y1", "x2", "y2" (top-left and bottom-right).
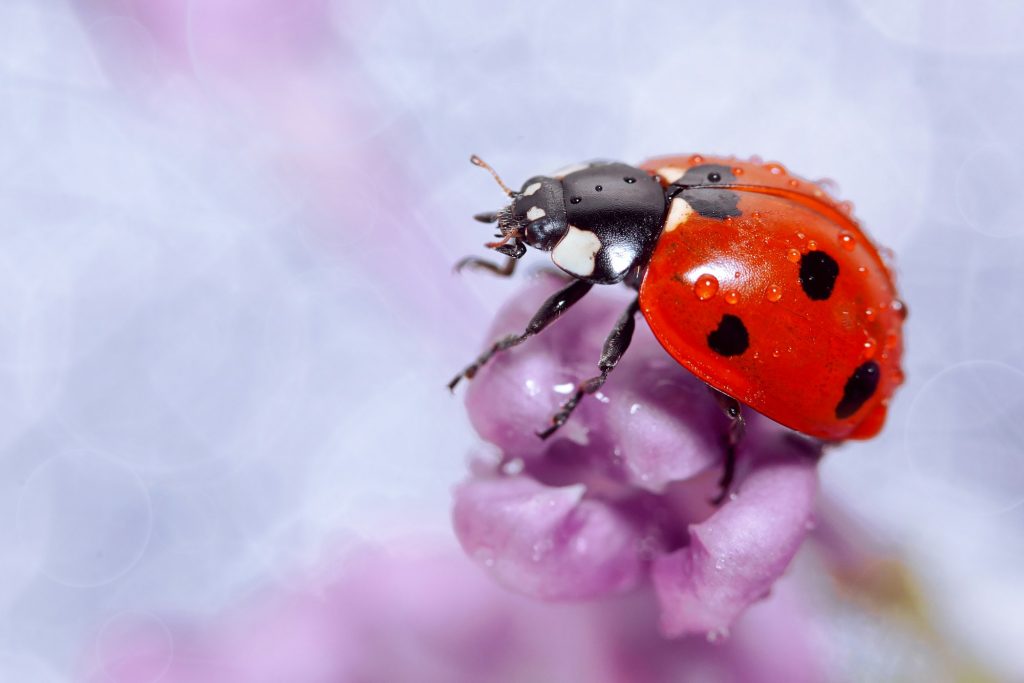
[{"x1": 470, "y1": 154, "x2": 515, "y2": 197}]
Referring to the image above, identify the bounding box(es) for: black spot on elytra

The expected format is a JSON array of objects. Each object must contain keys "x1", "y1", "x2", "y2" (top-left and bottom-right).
[
  {"x1": 669, "y1": 164, "x2": 742, "y2": 220},
  {"x1": 799, "y1": 251, "x2": 839, "y2": 300},
  {"x1": 707, "y1": 314, "x2": 749, "y2": 356},
  {"x1": 835, "y1": 361, "x2": 880, "y2": 419}
]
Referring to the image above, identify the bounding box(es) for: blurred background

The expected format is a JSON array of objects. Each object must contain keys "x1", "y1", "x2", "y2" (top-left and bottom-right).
[{"x1": 1, "y1": 0, "x2": 1023, "y2": 680}]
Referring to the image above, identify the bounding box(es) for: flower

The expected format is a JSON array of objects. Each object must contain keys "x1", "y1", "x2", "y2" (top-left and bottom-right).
[
  {"x1": 82, "y1": 545, "x2": 824, "y2": 683},
  {"x1": 454, "y1": 273, "x2": 821, "y2": 638}
]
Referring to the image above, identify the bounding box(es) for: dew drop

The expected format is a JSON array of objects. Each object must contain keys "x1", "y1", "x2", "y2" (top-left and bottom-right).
[
  {"x1": 891, "y1": 299, "x2": 908, "y2": 320},
  {"x1": 691, "y1": 154, "x2": 704, "y2": 164},
  {"x1": 863, "y1": 337, "x2": 877, "y2": 359},
  {"x1": 807, "y1": 239, "x2": 818, "y2": 251},
  {"x1": 857, "y1": 266, "x2": 867, "y2": 274},
  {"x1": 694, "y1": 274, "x2": 720, "y2": 301},
  {"x1": 884, "y1": 331, "x2": 898, "y2": 350},
  {"x1": 767, "y1": 163, "x2": 784, "y2": 175},
  {"x1": 840, "y1": 200, "x2": 854, "y2": 214},
  {"x1": 765, "y1": 285, "x2": 782, "y2": 302},
  {"x1": 772, "y1": 348, "x2": 781, "y2": 358},
  {"x1": 788, "y1": 178, "x2": 799, "y2": 187},
  {"x1": 734, "y1": 270, "x2": 741, "y2": 279},
  {"x1": 796, "y1": 231, "x2": 806, "y2": 240},
  {"x1": 733, "y1": 167, "x2": 744, "y2": 175},
  {"x1": 786, "y1": 248, "x2": 801, "y2": 263},
  {"x1": 839, "y1": 233, "x2": 856, "y2": 251},
  {"x1": 724, "y1": 290, "x2": 739, "y2": 305},
  {"x1": 595, "y1": 185, "x2": 603, "y2": 192},
  {"x1": 865, "y1": 307, "x2": 877, "y2": 322}
]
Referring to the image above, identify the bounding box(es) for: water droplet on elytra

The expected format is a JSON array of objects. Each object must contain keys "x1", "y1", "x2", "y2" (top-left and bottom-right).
[
  {"x1": 807, "y1": 239, "x2": 818, "y2": 251},
  {"x1": 863, "y1": 337, "x2": 877, "y2": 359},
  {"x1": 786, "y1": 248, "x2": 801, "y2": 263},
  {"x1": 724, "y1": 290, "x2": 739, "y2": 305},
  {"x1": 839, "y1": 233, "x2": 855, "y2": 251},
  {"x1": 891, "y1": 299, "x2": 908, "y2": 320},
  {"x1": 788, "y1": 178, "x2": 799, "y2": 187},
  {"x1": 694, "y1": 274, "x2": 719, "y2": 301},
  {"x1": 865, "y1": 307, "x2": 877, "y2": 322},
  {"x1": 766, "y1": 285, "x2": 782, "y2": 302}
]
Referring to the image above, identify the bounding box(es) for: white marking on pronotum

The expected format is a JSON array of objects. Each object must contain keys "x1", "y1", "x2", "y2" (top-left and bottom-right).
[
  {"x1": 552, "y1": 226, "x2": 602, "y2": 277},
  {"x1": 526, "y1": 206, "x2": 546, "y2": 221},
  {"x1": 664, "y1": 197, "x2": 693, "y2": 232},
  {"x1": 605, "y1": 243, "x2": 634, "y2": 275},
  {"x1": 550, "y1": 162, "x2": 591, "y2": 179},
  {"x1": 657, "y1": 166, "x2": 685, "y2": 183},
  {"x1": 523, "y1": 182, "x2": 542, "y2": 196}
]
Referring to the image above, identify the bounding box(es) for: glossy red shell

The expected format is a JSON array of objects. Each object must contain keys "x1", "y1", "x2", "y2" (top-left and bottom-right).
[{"x1": 638, "y1": 155, "x2": 905, "y2": 441}]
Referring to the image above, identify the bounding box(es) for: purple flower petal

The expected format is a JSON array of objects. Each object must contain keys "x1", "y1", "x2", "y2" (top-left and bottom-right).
[
  {"x1": 453, "y1": 474, "x2": 646, "y2": 600},
  {"x1": 465, "y1": 274, "x2": 726, "y2": 490},
  {"x1": 651, "y1": 423, "x2": 819, "y2": 637}
]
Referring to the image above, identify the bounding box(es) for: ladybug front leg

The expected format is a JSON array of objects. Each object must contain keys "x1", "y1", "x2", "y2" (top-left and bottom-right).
[
  {"x1": 707, "y1": 387, "x2": 746, "y2": 505},
  {"x1": 537, "y1": 297, "x2": 640, "y2": 439},
  {"x1": 453, "y1": 255, "x2": 519, "y2": 277},
  {"x1": 448, "y1": 279, "x2": 594, "y2": 391}
]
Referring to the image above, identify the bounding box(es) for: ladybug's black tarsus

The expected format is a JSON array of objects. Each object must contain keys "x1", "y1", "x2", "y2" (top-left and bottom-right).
[
  {"x1": 473, "y1": 212, "x2": 499, "y2": 224},
  {"x1": 707, "y1": 387, "x2": 745, "y2": 505},
  {"x1": 453, "y1": 255, "x2": 519, "y2": 277},
  {"x1": 448, "y1": 279, "x2": 594, "y2": 392},
  {"x1": 538, "y1": 297, "x2": 640, "y2": 439}
]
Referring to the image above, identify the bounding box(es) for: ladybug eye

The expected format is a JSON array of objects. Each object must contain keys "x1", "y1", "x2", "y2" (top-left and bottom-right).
[{"x1": 708, "y1": 172, "x2": 722, "y2": 183}]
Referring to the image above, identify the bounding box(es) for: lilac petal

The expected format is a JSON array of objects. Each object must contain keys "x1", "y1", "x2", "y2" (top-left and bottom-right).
[
  {"x1": 453, "y1": 475, "x2": 645, "y2": 600},
  {"x1": 601, "y1": 328, "x2": 728, "y2": 491},
  {"x1": 651, "y1": 427, "x2": 819, "y2": 637},
  {"x1": 464, "y1": 274, "x2": 725, "y2": 487}
]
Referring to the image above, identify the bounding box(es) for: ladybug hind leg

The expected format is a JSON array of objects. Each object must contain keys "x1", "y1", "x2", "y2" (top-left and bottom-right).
[
  {"x1": 707, "y1": 386, "x2": 746, "y2": 505},
  {"x1": 448, "y1": 279, "x2": 593, "y2": 391},
  {"x1": 537, "y1": 297, "x2": 640, "y2": 439}
]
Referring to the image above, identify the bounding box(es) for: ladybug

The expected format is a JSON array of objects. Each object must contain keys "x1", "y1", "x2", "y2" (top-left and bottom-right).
[{"x1": 450, "y1": 154, "x2": 905, "y2": 498}]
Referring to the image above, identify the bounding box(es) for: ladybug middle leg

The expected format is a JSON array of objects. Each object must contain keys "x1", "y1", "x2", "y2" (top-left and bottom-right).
[
  {"x1": 448, "y1": 279, "x2": 594, "y2": 391},
  {"x1": 707, "y1": 387, "x2": 746, "y2": 505},
  {"x1": 537, "y1": 297, "x2": 640, "y2": 439}
]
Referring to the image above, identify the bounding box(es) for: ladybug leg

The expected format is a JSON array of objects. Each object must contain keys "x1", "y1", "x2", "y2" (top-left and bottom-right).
[
  {"x1": 707, "y1": 387, "x2": 745, "y2": 505},
  {"x1": 453, "y1": 255, "x2": 519, "y2": 277},
  {"x1": 448, "y1": 279, "x2": 594, "y2": 391},
  {"x1": 537, "y1": 297, "x2": 640, "y2": 439}
]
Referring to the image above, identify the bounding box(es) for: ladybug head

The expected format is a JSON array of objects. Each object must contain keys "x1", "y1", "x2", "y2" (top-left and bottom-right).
[{"x1": 470, "y1": 156, "x2": 568, "y2": 259}]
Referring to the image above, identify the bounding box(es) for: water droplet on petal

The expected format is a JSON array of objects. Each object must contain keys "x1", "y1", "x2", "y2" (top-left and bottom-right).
[{"x1": 694, "y1": 274, "x2": 720, "y2": 301}]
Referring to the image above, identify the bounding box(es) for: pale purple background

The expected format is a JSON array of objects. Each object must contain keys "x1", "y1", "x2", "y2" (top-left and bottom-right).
[{"x1": 1, "y1": 0, "x2": 1023, "y2": 680}]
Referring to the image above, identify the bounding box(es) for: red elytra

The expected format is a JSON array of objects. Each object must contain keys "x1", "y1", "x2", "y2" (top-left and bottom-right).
[{"x1": 637, "y1": 154, "x2": 905, "y2": 440}]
